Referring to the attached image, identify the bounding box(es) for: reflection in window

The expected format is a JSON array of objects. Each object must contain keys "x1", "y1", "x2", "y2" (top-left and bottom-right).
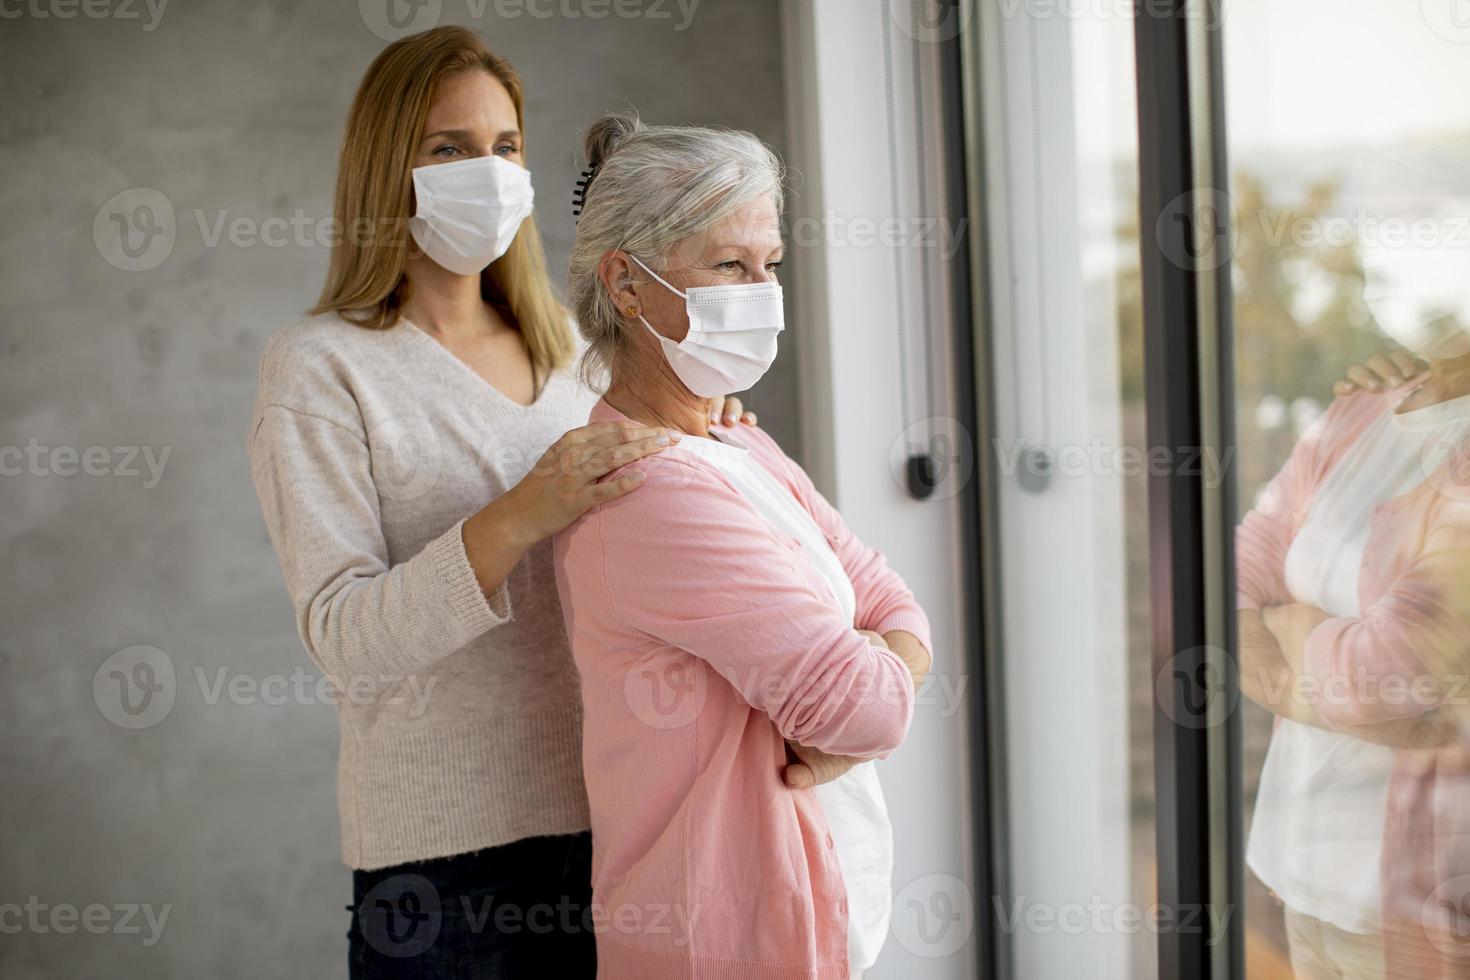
[{"x1": 1223, "y1": 2, "x2": 1470, "y2": 976}]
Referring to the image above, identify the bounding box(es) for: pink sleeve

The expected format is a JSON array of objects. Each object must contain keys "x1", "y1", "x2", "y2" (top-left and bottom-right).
[
  {"x1": 1304, "y1": 499, "x2": 1470, "y2": 729},
  {"x1": 772, "y1": 449, "x2": 933, "y2": 657},
  {"x1": 591, "y1": 454, "x2": 916, "y2": 759},
  {"x1": 1235, "y1": 410, "x2": 1336, "y2": 611}
]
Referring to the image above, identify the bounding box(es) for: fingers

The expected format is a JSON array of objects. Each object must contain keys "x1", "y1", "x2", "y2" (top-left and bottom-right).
[
  {"x1": 1389, "y1": 349, "x2": 1426, "y2": 379},
  {"x1": 1345, "y1": 363, "x2": 1385, "y2": 392},
  {"x1": 1335, "y1": 349, "x2": 1424, "y2": 397},
  {"x1": 805, "y1": 755, "x2": 860, "y2": 787},
  {"x1": 572, "y1": 420, "x2": 672, "y2": 449},
  {"x1": 783, "y1": 744, "x2": 861, "y2": 788},
  {"x1": 708, "y1": 399, "x2": 746, "y2": 429},
  {"x1": 583, "y1": 433, "x2": 679, "y2": 477},
  {"x1": 708, "y1": 399, "x2": 752, "y2": 429},
  {"x1": 783, "y1": 763, "x2": 815, "y2": 789},
  {"x1": 587, "y1": 469, "x2": 648, "y2": 504},
  {"x1": 554, "y1": 426, "x2": 677, "y2": 480},
  {"x1": 1365, "y1": 353, "x2": 1405, "y2": 387}
]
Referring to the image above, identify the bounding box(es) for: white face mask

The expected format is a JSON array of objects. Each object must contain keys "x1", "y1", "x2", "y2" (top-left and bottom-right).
[
  {"x1": 630, "y1": 254, "x2": 785, "y2": 398},
  {"x1": 409, "y1": 155, "x2": 535, "y2": 276}
]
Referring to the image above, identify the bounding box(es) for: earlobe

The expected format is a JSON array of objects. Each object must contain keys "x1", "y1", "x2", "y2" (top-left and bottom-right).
[
  {"x1": 597, "y1": 251, "x2": 638, "y2": 316},
  {"x1": 615, "y1": 275, "x2": 640, "y2": 319}
]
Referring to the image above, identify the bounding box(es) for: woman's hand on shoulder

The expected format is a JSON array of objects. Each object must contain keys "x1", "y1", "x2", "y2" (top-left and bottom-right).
[
  {"x1": 460, "y1": 421, "x2": 679, "y2": 600},
  {"x1": 708, "y1": 395, "x2": 758, "y2": 428},
  {"x1": 491, "y1": 421, "x2": 681, "y2": 546},
  {"x1": 1332, "y1": 350, "x2": 1425, "y2": 397}
]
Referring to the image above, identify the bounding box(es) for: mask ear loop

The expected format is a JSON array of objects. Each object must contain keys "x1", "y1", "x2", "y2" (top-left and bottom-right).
[
  {"x1": 628, "y1": 254, "x2": 694, "y2": 352},
  {"x1": 629, "y1": 254, "x2": 689, "y2": 301}
]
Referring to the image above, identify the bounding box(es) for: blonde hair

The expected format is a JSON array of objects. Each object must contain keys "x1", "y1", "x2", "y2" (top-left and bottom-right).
[
  {"x1": 312, "y1": 26, "x2": 574, "y2": 373},
  {"x1": 567, "y1": 112, "x2": 785, "y2": 389}
]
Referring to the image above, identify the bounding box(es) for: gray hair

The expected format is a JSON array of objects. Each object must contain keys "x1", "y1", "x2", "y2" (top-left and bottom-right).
[{"x1": 568, "y1": 112, "x2": 786, "y2": 390}]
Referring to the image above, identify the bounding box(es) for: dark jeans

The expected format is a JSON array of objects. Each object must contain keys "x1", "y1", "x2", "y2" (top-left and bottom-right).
[{"x1": 347, "y1": 832, "x2": 597, "y2": 980}]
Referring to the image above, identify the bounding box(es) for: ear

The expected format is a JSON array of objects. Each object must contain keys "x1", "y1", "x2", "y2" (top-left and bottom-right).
[{"x1": 597, "y1": 251, "x2": 643, "y2": 319}]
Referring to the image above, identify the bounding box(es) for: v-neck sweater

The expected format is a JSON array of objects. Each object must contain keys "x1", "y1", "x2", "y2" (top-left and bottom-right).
[{"x1": 247, "y1": 312, "x2": 597, "y2": 870}]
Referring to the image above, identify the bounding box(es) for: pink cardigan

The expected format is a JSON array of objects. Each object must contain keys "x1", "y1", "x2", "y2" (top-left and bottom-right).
[
  {"x1": 1236, "y1": 380, "x2": 1470, "y2": 977},
  {"x1": 552, "y1": 398, "x2": 931, "y2": 979}
]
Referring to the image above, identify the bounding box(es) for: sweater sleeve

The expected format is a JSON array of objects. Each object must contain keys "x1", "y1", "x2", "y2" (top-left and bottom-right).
[
  {"x1": 1236, "y1": 410, "x2": 1332, "y2": 611},
  {"x1": 1303, "y1": 492, "x2": 1470, "y2": 730},
  {"x1": 590, "y1": 454, "x2": 916, "y2": 759},
  {"x1": 1236, "y1": 388, "x2": 1419, "y2": 612},
  {"x1": 249, "y1": 403, "x2": 511, "y2": 680},
  {"x1": 765, "y1": 438, "x2": 933, "y2": 655}
]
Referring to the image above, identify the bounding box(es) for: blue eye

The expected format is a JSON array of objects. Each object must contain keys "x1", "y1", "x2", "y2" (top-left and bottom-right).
[{"x1": 495, "y1": 144, "x2": 521, "y2": 157}]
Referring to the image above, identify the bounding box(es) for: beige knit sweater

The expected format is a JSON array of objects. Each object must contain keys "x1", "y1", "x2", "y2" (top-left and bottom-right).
[{"x1": 248, "y1": 313, "x2": 596, "y2": 870}]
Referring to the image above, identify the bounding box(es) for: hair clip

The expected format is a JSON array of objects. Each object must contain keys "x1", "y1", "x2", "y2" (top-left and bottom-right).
[{"x1": 572, "y1": 163, "x2": 599, "y2": 219}]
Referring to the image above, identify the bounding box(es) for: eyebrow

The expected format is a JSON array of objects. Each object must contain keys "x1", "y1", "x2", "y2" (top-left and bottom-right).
[
  {"x1": 706, "y1": 243, "x2": 786, "y2": 257},
  {"x1": 419, "y1": 128, "x2": 521, "y2": 144}
]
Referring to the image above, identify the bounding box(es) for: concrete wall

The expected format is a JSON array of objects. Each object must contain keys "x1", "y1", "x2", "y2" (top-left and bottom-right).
[{"x1": 0, "y1": 2, "x2": 790, "y2": 977}]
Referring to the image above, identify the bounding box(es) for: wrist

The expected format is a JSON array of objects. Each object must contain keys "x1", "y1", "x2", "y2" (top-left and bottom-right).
[
  {"x1": 884, "y1": 629, "x2": 933, "y2": 684},
  {"x1": 472, "y1": 491, "x2": 539, "y2": 557}
]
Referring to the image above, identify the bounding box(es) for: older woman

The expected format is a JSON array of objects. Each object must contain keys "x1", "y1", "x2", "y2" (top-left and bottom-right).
[
  {"x1": 1237, "y1": 293, "x2": 1470, "y2": 978},
  {"x1": 552, "y1": 114, "x2": 934, "y2": 978}
]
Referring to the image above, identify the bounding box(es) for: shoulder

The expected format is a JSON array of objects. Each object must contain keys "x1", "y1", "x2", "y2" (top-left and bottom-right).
[
  {"x1": 261, "y1": 311, "x2": 369, "y2": 360},
  {"x1": 563, "y1": 448, "x2": 749, "y2": 544},
  {"x1": 1322, "y1": 384, "x2": 1405, "y2": 429},
  {"x1": 720, "y1": 420, "x2": 787, "y2": 461},
  {"x1": 557, "y1": 448, "x2": 790, "y2": 596},
  {"x1": 717, "y1": 422, "x2": 812, "y2": 494},
  {"x1": 1304, "y1": 383, "x2": 1412, "y2": 463},
  {"x1": 258, "y1": 312, "x2": 408, "y2": 381},
  {"x1": 613, "y1": 447, "x2": 737, "y2": 507},
  {"x1": 254, "y1": 313, "x2": 407, "y2": 432}
]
